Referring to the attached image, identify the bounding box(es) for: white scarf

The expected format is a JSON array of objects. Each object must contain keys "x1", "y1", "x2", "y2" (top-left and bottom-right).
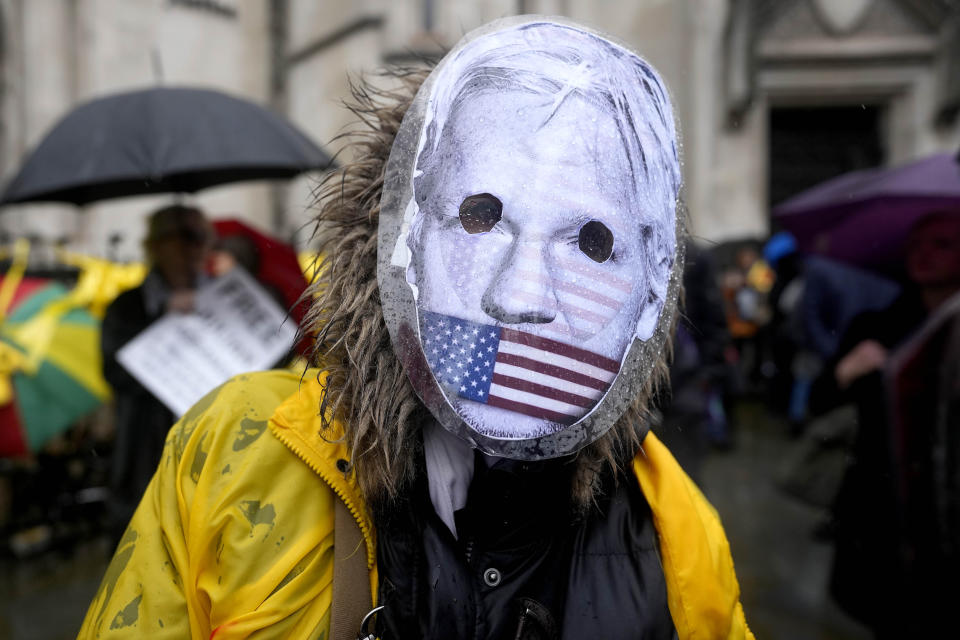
[{"x1": 422, "y1": 420, "x2": 476, "y2": 538}]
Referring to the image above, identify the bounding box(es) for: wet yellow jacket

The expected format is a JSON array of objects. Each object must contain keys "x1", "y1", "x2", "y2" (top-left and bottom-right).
[{"x1": 78, "y1": 370, "x2": 753, "y2": 639}]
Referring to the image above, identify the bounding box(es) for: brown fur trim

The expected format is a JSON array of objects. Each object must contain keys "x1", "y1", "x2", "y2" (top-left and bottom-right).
[{"x1": 303, "y1": 68, "x2": 678, "y2": 512}]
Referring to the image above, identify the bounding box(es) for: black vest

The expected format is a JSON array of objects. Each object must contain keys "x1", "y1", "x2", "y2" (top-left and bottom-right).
[{"x1": 374, "y1": 452, "x2": 676, "y2": 640}]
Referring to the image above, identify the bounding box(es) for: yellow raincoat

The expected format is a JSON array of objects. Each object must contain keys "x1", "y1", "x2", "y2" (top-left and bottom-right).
[{"x1": 78, "y1": 370, "x2": 752, "y2": 639}]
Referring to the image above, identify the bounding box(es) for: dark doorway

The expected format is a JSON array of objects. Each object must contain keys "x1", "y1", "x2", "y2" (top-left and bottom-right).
[{"x1": 768, "y1": 106, "x2": 885, "y2": 210}]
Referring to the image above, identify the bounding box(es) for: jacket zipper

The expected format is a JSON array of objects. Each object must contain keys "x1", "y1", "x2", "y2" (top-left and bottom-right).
[{"x1": 270, "y1": 425, "x2": 374, "y2": 565}]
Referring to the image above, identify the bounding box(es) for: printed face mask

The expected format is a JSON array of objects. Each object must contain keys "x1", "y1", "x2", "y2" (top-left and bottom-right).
[{"x1": 378, "y1": 16, "x2": 683, "y2": 459}]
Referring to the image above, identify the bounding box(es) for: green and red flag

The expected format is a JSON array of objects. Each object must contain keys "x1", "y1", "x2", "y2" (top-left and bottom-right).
[{"x1": 0, "y1": 243, "x2": 144, "y2": 457}]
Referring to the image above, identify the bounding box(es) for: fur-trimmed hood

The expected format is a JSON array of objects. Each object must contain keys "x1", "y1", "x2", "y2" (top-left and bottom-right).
[{"x1": 303, "y1": 68, "x2": 678, "y2": 512}]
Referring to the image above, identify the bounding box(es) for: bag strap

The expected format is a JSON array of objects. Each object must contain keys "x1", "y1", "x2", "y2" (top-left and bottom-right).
[{"x1": 331, "y1": 497, "x2": 373, "y2": 640}]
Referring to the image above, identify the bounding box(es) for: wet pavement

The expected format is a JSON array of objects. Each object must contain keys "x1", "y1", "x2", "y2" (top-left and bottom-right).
[
  {"x1": 700, "y1": 402, "x2": 871, "y2": 640},
  {"x1": 0, "y1": 537, "x2": 111, "y2": 640},
  {"x1": 0, "y1": 400, "x2": 872, "y2": 639}
]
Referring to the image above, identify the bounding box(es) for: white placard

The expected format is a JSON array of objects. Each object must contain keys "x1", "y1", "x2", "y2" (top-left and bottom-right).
[{"x1": 117, "y1": 268, "x2": 298, "y2": 416}]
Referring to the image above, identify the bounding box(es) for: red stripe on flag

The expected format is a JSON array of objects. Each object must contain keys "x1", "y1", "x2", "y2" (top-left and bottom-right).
[
  {"x1": 499, "y1": 328, "x2": 620, "y2": 373},
  {"x1": 517, "y1": 248, "x2": 634, "y2": 293},
  {"x1": 552, "y1": 278, "x2": 624, "y2": 310},
  {"x1": 496, "y1": 353, "x2": 610, "y2": 391},
  {"x1": 486, "y1": 395, "x2": 577, "y2": 425},
  {"x1": 516, "y1": 270, "x2": 624, "y2": 310},
  {"x1": 491, "y1": 373, "x2": 595, "y2": 408},
  {"x1": 553, "y1": 257, "x2": 634, "y2": 294}
]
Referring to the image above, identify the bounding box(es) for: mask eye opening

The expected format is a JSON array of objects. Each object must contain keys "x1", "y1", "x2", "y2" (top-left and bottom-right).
[
  {"x1": 459, "y1": 193, "x2": 503, "y2": 234},
  {"x1": 578, "y1": 220, "x2": 614, "y2": 263}
]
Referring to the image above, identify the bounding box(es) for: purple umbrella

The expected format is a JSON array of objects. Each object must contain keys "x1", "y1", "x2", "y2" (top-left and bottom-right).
[{"x1": 773, "y1": 153, "x2": 960, "y2": 268}]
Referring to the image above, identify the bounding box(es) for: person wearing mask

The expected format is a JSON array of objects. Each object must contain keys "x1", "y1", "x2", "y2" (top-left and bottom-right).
[{"x1": 81, "y1": 19, "x2": 751, "y2": 640}]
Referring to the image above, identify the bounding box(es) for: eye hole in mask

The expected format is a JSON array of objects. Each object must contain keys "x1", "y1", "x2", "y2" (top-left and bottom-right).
[
  {"x1": 578, "y1": 220, "x2": 614, "y2": 263},
  {"x1": 459, "y1": 193, "x2": 503, "y2": 234}
]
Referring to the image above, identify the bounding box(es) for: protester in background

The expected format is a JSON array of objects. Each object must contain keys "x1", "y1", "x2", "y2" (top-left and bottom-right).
[
  {"x1": 722, "y1": 245, "x2": 773, "y2": 394},
  {"x1": 764, "y1": 232, "x2": 805, "y2": 418},
  {"x1": 209, "y1": 232, "x2": 260, "y2": 279},
  {"x1": 881, "y1": 212, "x2": 960, "y2": 636},
  {"x1": 209, "y1": 218, "x2": 312, "y2": 360},
  {"x1": 811, "y1": 210, "x2": 960, "y2": 636},
  {"x1": 766, "y1": 231, "x2": 901, "y2": 428},
  {"x1": 99, "y1": 204, "x2": 212, "y2": 542},
  {"x1": 209, "y1": 232, "x2": 286, "y2": 307},
  {"x1": 656, "y1": 239, "x2": 733, "y2": 477}
]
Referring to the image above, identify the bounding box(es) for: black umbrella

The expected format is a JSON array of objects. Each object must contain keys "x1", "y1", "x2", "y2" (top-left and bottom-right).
[{"x1": 1, "y1": 87, "x2": 332, "y2": 206}]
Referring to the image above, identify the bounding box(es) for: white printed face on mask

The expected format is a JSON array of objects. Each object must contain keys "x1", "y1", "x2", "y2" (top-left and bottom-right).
[{"x1": 409, "y1": 91, "x2": 661, "y2": 440}]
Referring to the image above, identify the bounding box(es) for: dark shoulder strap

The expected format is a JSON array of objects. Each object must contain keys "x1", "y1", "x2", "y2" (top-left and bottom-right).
[{"x1": 331, "y1": 497, "x2": 373, "y2": 640}]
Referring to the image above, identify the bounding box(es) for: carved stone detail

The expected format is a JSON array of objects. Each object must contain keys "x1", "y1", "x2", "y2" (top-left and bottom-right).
[
  {"x1": 811, "y1": 0, "x2": 875, "y2": 35},
  {"x1": 764, "y1": 0, "x2": 932, "y2": 44},
  {"x1": 722, "y1": 0, "x2": 953, "y2": 129}
]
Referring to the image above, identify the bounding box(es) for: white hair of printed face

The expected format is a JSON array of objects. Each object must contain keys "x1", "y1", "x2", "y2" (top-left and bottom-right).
[
  {"x1": 412, "y1": 20, "x2": 681, "y2": 315},
  {"x1": 417, "y1": 23, "x2": 679, "y2": 232}
]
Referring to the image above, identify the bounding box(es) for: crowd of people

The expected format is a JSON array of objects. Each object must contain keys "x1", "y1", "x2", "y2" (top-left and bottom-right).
[{"x1": 672, "y1": 212, "x2": 960, "y2": 637}]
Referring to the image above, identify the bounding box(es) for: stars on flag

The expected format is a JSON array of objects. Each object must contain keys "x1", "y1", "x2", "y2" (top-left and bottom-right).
[{"x1": 421, "y1": 311, "x2": 501, "y2": 404}]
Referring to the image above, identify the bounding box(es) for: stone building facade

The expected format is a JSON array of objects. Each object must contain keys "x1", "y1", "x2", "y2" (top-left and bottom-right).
[{"x1": 0, "y1": 0, "x2": 957, "y2": 262}]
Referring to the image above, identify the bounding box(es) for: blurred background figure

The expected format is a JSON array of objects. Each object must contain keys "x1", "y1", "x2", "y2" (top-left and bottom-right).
[
  {"x1": 99, "y1": 204, "x2": 211, "y2": 541},
  {"x1": 0, "y1": 240, "x2": 145, "y2": 564},
  {"x1": 209, "y1": 218, "x2": 312, "y2": 361},
  {"x1": 655, "y1": 239, "x2": 733, "y2": 480},
  {"x1": 210, "y1": 219, "x2": 309, "y2": 323},
  {"x1": 764, "y1": 231, "x2": 806, "y2": 422},
  {"x1": 209, "y1": 229, "x2": 261, "y2": 280},
  {"x1": 765, "y1": 231, "x2": 901, "y2": 429},
  {"x1": 807, "y1": 210, "x2": 960, "y2": 637},
  {"x1": 720, "y1": 244, "x2": 774, "y2": 395},
  {"x1": 883, "y1": 213, "x2": 960, "y2": 638}
]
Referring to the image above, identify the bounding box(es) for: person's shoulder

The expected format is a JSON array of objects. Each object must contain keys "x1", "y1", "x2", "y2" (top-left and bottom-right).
[
  {"x1": 165, "y1": 370, "x2": 307, "y2": 465},
  {"x1": 154, "y1": 369, "x2": 337, "y2": 513},
  {"x1": 193, "y1": 369, "x2": 305, "y2": 416},
  {"x1": 104, "y1": 284, "x2": 145, "y2": 312},
  {"x1": 631, "y1": 431, "x2": 727, "y2": 538}
]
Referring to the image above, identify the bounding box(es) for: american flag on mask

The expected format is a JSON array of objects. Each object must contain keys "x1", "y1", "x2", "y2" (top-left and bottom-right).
[{"x1": 421, "y1": 311, "x2": 620, "y2": 425}]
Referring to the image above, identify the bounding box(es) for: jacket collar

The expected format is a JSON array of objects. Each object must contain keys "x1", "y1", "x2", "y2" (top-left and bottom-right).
[
  {"x1": 268, "y1": 371, "x2": 747, "y2": 639},
  {"x1": 268, "y1": 370, "x2": 377, "y2": 569},
  {"x1": 633, "y1": 431, "x2": 749, "y2": 640}
]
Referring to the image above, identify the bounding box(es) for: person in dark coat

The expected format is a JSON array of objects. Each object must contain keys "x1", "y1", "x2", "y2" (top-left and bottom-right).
[
  {"x1": 100, "y1": 204, "x2": 212, "y2": 541},
  {"x1": 811, "y1": 211, "x2": 960, "y2": 637}
]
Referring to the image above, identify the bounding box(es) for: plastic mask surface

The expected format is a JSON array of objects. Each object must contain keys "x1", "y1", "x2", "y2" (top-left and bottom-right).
[{"x1": 378, "y1": 16, "x2": 683, "y2": 459}]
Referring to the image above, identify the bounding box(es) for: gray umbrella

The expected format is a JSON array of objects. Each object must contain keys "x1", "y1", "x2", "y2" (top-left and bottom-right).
[{"x1": 1, "y1": 87, "x2": 332, "y2": 206}]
